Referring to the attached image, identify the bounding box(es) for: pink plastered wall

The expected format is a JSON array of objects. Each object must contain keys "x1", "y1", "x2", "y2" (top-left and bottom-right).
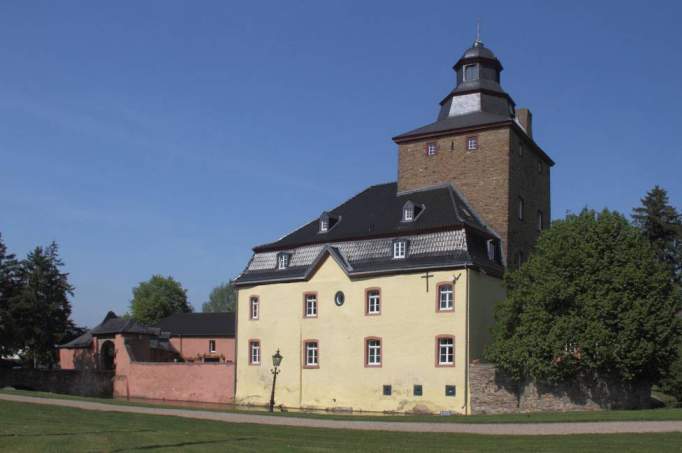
[
  {"x1": 59, "y1": 349, "x2": 77, "y2": 369},
  {"x1": 169, "y1": 337, "x2": 235, "y2": 362},
  {"x1": 113, "y1": 361, "x2": 234, "y2": 403}
]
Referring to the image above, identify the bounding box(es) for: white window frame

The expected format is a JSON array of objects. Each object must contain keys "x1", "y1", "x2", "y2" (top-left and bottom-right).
[
  {"x1": 467, "y1": 136, "x2": 478, "y2": 151},
  {"x1": 305, "y1": 341, "x2": 318, "y2": 367},
  {"x1": 249, "y1": 341, "x2": 261, "y2": 365},
  {"x1": 278, "y1": 253, "x2": 289, "y2": 270},
  {"x1": 403, "y1": 206, "x2": 414, "y2": 222},
  {"x1": 367, "y1": 290, "x2": 380, "y2": 314},
  {"x1": 250, "y1": 297, "x2": 259, "y2": 320},
  {"x1": 438, "y1": 285, "x2": 453, "y2": 311},
  {"x1": 367, "y1": 339, "x2": 381, "y2": 366},
  {"x1": 426, "y1": 142, "x2": 437, "y2": 156},
  {"x1": 208, "y1": 340, "x2": 216, "y2": 353},
  {"x1": 438, "y1": 337, "x2": 454, "y2": 365},
  {"x1": 320, "y1": 219, "x2": 329, "y2": 232},
  {"x1": 305, "y1": 294, "x2": 317, "y2": 318},
  {"x1": 393, "y1": 240, "x2": 406, "y2": 259}
]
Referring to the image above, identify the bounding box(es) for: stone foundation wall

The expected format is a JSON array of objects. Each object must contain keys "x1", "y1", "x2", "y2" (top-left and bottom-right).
[
  {"x1": 0, "y1": 369, "x2": 114, "y2": 398},
  {"x1": 469, "y1": 363, "x2": 651, "y2": 414}
]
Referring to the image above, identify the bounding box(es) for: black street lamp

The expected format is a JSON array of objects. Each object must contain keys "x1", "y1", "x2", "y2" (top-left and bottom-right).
[{"x1": 269, "y1": 349, "x2": 283, "y2": 412}]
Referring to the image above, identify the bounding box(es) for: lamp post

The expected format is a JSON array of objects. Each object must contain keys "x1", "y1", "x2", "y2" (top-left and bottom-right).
[{"x1": 269, "y1": 349, "x2": 283, "y2": 412}]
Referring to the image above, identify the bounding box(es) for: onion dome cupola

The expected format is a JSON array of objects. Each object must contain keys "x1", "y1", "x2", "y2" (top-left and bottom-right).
[{"x1": 437, "y1": 39, "x2": 516, "y2": 121}]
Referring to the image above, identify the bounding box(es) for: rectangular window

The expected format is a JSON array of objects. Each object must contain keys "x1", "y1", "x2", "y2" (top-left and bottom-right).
[
  {"x1": 249, "y1": 296, "x2": 259, "y2": 320},
  {"x1": 426, "y1": 142, "x2": 437, "y2": 156},
  {"x1": 383, "y1": 385, "x2": 392, "y2": 396},
  {"x1": 537, "y1": 210, "x2": 544, "y2": 231},
  {"x1": 320, "y1": 219, "x2": 329, "y2": 232},
  {"x1": 413, "y1": 384, "x2": 423, "y2": 396},
  {"x1": 437, "y1": 337, "x2": 454, "y2": 366},
  {"x1": 208, "y1": 340, "x2": 216, "y2": 353},
  {"x1": 537, "y1": 160, "x2": 542, "y2": 174},
  {"x1": 464, "y1": 64, "x2": 477, "y2": 81},
  {"x1": 366, "y1": 338, "x2": 382, "y2": 366},
  {"x1": 304, "y1": 293, "x2": 318, "y2": 318},
  {"x1": 403, "y1": 207, "x2": 414, "y2": 221},
  {"x1": 366, "y1": 289, "x2": 381, "y2": 315},
  {"x1": 438, "y1": 284, "x2": 454, "y2": 311},
  {"x1": 393, "y1": 240, "x2": 406, "y2": 259},
  {"x1": 518, "y1": 197, "x2": 525, "y2": 221},
  {"x1": 278, "y1": 253, "x2": 289, "y2": 270},
  {"x1": 304, "y1": 341, "x2": 319, "y2": 368},
  {"x1": 249, "y1": 341, "x2": 261, "y2": 365},
  {"x1": 467, "y1": 135, "x2": 478, "y2": 151},
  {"x1": 445, "y1": 385, "x2": 456, "y2": 397}
]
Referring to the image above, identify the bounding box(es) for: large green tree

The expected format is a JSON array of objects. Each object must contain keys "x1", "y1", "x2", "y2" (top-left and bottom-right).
[
  {"x1": 11, "y1": 242, "x2": 75, "y2": 367},
  {"x1": 486, "y1": 209, "x2": 681, "y2": 386},
  {"x1": 632, "y1": 185, "x2": 682, "y2": 283},
  {"x1": 0, "y1": 234, "x2": 21, "y2": 356},
  {"x1": 633, "y1": 186, "x2": 682, "y2": 400},
  {"x1": 202, "y1": 281, "x2": 236, "y2": 313},
  {"x1": 129, "y1": 275, "x2": 192, "y2": 325}
]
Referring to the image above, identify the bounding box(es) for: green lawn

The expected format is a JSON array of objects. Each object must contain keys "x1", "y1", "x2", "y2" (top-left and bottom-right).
[
  {"x1": 3, "y1": 388, "x2": 682, "y2": 425},
  {"x1": 0, "y1": 400, "x2": 681, "y2": 452}
]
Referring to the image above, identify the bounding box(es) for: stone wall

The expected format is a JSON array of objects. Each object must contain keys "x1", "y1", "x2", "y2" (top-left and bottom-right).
[
  {"x1": 113, "y1": 362, "x2": 234, "y2": 403},
  {"x1": 0, "y1": 369, "x2": 114, "y2": 398},
  {"x1": 469, "y1": 362, "x2": 652, "y2": 414}
]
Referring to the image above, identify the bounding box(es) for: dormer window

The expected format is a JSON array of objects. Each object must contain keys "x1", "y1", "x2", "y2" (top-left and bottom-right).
[
  {"x1": 486, "y1": 239, "x2": 497, "y2": 262},
  {"x1": 393, "y1": 239, "x2": 408, "y2": 259},
  {"x1": 318, "y1": 212, "x2": 339, "y2": 233},
  {"x1": 277, "y1": 253, "x2": 291, "y2": 270},
  {"x1": 401, "y1": 201, "x2": 423, "y2": 223}
]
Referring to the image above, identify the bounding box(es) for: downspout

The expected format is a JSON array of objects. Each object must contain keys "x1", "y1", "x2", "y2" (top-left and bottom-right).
[{"x1": 463, "y1": 263, "x2": 471, "y2": 415}]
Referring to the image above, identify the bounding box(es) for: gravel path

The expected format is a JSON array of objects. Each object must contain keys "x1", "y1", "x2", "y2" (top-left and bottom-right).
[{"x1": 2, "y1": 393, "x2": 681, "y2": 436}]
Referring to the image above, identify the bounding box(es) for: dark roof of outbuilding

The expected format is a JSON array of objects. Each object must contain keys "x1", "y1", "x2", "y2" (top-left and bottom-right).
[
  {"x1": 155, "y1": 312, "x2": 235, "y2": 337},
  {"x1": 57, "y1": 332, "x2": 93, "y2": 349},
  {"x1": 253, "y1": 182, "x2": 492, "y2": 252},
  {"x1": 90, "y1": 312, "x2": 159, "y2": 336}
]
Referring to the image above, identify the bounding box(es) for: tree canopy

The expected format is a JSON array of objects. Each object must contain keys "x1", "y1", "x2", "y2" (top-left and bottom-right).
[
  {"x1": 129, "y1": 275, "x2": 192, "y2": 325},
  {"x1": 0, "y1": 234, "x2": 20, "y2": 356},
  {"x1": 10, "y1": 241, "x2": 75, "y2": 366},
  {"x1": 632, "y1": 185, "x2": 682, "y2": 283},
  {"x1": 202, "y1": 282, "x2": 236, "y2": 313},
  {"x1": 486, "y1": 209, "x2": 681, "y2": 385}
]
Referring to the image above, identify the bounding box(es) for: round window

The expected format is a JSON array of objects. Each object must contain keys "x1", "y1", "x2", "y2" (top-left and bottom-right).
[{"x1": 334, "y1": 291, "x2": 345, "y2": 307}]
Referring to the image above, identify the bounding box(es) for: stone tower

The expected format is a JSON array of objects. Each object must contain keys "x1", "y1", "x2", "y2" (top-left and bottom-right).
[{"x1": 393, "y1": 39, "x2": 554, "y2": 266}]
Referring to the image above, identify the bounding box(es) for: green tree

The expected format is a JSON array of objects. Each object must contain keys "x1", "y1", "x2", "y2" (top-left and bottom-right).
[
  {"x1": 129, "y1": 275, "x2": 192, "y2": 325},
  {"x1": 202, "y1": 281, "x2": 236, "y2": 313},
  {"x1": 11, "y1": 242, "x2": 75, "y2": 367},
  {"x1": 632, "y1": 185, "x2": 682, "y2": 282},
  {"x1": 0, "y1": 234, "x2": 21, "y2": 356},
  {"x1": 486, "y1": 209, "x2": 681, "y2": 386}
]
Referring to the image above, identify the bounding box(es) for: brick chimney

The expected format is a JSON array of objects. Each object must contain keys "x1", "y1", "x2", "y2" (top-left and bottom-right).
[{"x1": 516, "y1": 108, "x2": 532, "y2": 138}]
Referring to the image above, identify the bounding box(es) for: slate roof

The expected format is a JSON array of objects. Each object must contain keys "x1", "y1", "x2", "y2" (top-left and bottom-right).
[
  {"x1": 156, "y1": 312, "x2": 235, "y2": 337},
  {"x1": 235, "y1": 183, "x2": 504, "y2": 286},
  {"x1": 90, "y1": 312, "x2": 160, "y2": 336},
  {"x1": 57, "y1": 332, "x2": 93, "y2": 349},
  {"x1": 254, "y1": 182, "x2": 492, "y2": 252},
  {"x1": 393, "y1": 111, "x2": 513, "y2": 142}
]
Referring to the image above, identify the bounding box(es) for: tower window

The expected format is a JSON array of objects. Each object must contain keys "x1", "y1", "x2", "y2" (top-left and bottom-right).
[
  {"x1": 304, "y1": 293, "x2": 318, "y2": 318},
  {"x1": 366, "y1": 289, "x2": 381, "y2": 315},
  {"x1": 249, "y1": 340, "x2": 261, "y2": 365},
  {"x1": 537, "y1": 210, "x2": 544, "y2": 232},
  {"x1": 366, "y1": 338, "x2": 382, "y2": 367},
  {"x1": 393, "y1": 240, "x2": 407, "y2": 259},
  {"x1": 437, "y1": 336, "x2": 455, "y2": 366},
  {"x1": 515, "y1": 251, "x2": 525, "y2": 268},
  {"x1": 464, "y1": 64, "x2": 478, "y2": 81},
  {"x1": 537, "y1": 161, "x2": 543, "y2": 174},
  {"x1": 249, "y1": 296, "x2": 259, "y2": 320},
  {"x1": 518, "y1": 197, "x2": 525, "y2": 221},
  {"x1": 426, "y1": 142, "x2": 438, "y2": 156},
  {"x1": 467, "y1": 136, "x2": 478, "y2": 151}
]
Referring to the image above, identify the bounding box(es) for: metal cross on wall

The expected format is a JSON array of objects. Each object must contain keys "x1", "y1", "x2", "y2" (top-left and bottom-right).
[{"x1": 421, "y1": 271, "x2": 434, "y2": 292}]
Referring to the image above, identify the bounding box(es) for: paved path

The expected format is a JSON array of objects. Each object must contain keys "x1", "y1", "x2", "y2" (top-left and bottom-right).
[{"x1": 2, "y1": 393, "x2": 682, "y2": 436}]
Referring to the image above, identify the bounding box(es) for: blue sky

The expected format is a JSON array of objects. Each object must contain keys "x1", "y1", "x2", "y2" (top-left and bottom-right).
[{"x1": 1, "y1": 1, "x2": 681, "y2": 327}]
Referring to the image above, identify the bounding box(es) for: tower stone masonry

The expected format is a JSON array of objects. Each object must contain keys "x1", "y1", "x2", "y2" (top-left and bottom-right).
[{"x1": 393, "y1": 39, "x2": 553, "y2": 265}]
